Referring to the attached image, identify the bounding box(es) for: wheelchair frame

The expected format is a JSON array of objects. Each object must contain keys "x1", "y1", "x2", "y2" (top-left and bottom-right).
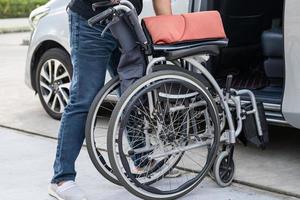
[
  {"x1": 87, "y1": 0, "x2": 267, "y2": 197},
  {"x1": 145, "y1": 55, "x2": 264, "y2": 146}
]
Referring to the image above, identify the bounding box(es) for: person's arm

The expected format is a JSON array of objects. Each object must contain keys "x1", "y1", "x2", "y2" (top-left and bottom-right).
[{"x1": 152, "y1": 0, "x2": 172, "y2": 15}]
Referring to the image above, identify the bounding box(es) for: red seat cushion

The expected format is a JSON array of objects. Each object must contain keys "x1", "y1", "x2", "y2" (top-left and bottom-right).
[{"x1": 143, "y1": 11, "x2": 226, "y2": 45}]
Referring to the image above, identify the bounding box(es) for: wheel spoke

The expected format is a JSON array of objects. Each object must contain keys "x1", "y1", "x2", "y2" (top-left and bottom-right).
[
  {"x1": 47, "y1": 60, "x2": 53, "y2": 83},
  {"x1": 40, "y1": 66, "x2": 51, "y2": 83},
  {"x1": 43, "y1": 90, "x2": 53, "y2": 104},
  {"x1": 59, "y1": 87, "x2": 69, "y2": 103},
  {"x1": 40, "y1": 81, "x2": 52, "y2": 92},
  {"x1": 60, "y1": 82, "x2": 71, "y2": 90},
  {"x1": 53, "y1": 60, "x2": 61, "y2": 81},
  {"x1": 220, "y1": 170, "x2": 228, "y2": 179},
  {"x1": 51, "y1": 94, "x2": 58, "y2": 111},
  {"x1": 56, "y1": 94, "x2": 65, "y2": 113},
  {"x1": 55, "y1": 71, "x2": 69, "y2": 82}
]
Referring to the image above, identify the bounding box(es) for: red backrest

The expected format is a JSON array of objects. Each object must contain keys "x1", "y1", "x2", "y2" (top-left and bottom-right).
[{"x1": 143, "y1": 11, "x2": 227, "y2": 45}]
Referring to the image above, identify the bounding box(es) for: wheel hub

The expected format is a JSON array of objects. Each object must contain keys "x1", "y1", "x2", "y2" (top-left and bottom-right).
[{"x1": 52, "y1": 82, "x2": 60, "y2": 91}]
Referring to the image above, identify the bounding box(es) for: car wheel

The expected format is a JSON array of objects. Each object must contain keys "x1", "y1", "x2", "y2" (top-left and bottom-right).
[{"x1": 36, "y1": 48, "x2": 72, "y2": 120}]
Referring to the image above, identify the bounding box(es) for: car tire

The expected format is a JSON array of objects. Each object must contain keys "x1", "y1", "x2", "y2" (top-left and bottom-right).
[{"x1": 35, "y1": 48, "x2": 72, "y2": 120}]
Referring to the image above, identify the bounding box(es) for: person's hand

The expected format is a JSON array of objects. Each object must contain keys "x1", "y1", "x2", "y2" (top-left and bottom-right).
[{"x1": 152, "y1": 0, "x2": 172, "y2": 15}]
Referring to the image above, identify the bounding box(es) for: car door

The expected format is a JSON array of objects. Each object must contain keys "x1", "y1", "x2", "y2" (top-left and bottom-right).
[{"x1": 282, "y1": 0, "x2": 300, "y2": 129}]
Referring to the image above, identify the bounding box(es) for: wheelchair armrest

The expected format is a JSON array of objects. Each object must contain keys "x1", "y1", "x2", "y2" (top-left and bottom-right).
[
  {"x1": 152, "y1": 39, "x2": 228, "y2": 58},
  {"x1": 164, "y1": 45, "x2": 220, "y2": 61}
]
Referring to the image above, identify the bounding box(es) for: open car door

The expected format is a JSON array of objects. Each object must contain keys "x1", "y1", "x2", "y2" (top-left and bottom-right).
[{"x1": 282, "y1": 0, "x2": 300, "y2": 129}]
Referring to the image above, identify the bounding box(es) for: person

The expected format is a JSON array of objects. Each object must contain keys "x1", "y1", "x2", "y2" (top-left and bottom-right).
[{"x1": 48, "y1": 0, "x2": 172, "y2": 200}]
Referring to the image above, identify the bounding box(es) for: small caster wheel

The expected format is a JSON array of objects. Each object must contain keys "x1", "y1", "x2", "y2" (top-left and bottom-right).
[{"x1": 213, "y1": 151, "x2": 235, "y2": 187}]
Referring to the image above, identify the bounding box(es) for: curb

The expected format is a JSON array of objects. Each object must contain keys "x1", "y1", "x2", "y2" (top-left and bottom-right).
[
  {"x1": 0, "y1": 26, "x2": 31, "y2": 34},
  {"x1": 233, "y1": 179, "x2": 300, "y2": 199},
  {"x1": 0, "y1": 124, "x2": 299, "y2": 199}
]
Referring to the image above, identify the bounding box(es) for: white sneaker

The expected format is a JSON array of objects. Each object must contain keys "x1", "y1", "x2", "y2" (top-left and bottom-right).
[
  {"x1": 132, "y1": 159, "x2": 157, "y2": 175},
  {"x1": 48, "y1": 181, "x2": 88, "y2": 200}
]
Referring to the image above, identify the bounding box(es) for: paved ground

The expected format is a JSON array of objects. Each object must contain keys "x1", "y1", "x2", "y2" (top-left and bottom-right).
[
  {"x1": 1, "y1": 32, "x2": 300, "y2": 199},
  {"x1": 0, "y1": 127, "x2": 297, "y2": 200}
]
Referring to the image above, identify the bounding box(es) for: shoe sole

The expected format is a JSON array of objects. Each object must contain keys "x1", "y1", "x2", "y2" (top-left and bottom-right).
[{"x1": 48, "y1": 185, "x2": 88, "y2": 200}]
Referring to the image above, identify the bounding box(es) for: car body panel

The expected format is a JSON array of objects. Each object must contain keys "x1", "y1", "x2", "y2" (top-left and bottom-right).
[
  {"x1": 25, "y1": 0, "x2": 70, "y2": 90},
  {"x1": 25, "y1": 0, "x2": 191, "y2": 90},
  {"x1": 282, "y1": 0, "x2": 300, "y2": 129}
]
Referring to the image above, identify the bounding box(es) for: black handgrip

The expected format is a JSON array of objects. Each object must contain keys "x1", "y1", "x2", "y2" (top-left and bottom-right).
[
  {"x1": 88, "y1": 8, "x2": 114, "y2": 27},
  {"x1": 225, "y1": 74, "x2": 233, "y2": 93}
]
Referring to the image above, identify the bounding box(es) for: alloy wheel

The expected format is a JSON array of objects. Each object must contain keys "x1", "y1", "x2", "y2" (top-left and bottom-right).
[{"x1": 39, "y1": 59, "x2": 71, "y2": 114}]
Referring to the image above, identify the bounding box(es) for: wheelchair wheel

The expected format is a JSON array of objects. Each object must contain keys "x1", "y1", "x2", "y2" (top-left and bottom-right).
[
  {"x1": 85, "y1": 76, "x2": 121, "y2": 185},
  {"x1": 213, "y1": 151, "x2": 235, "y2": 187},
  {"x1": 85, "y1": 65, "x2": 182, "y2": 186},
  {"x1": 107, "y1": 70, "x2": 220, "y2": 200}
]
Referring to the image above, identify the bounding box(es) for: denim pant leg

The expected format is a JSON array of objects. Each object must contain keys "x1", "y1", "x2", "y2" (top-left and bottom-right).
[{"x1": 51, "y1": 11, "x2": 118, "y2": 184}]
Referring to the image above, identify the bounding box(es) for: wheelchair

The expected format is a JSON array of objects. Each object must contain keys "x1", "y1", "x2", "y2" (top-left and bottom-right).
[{"x1": 85, "y1": 1, "x2": 267, "y2": 199}]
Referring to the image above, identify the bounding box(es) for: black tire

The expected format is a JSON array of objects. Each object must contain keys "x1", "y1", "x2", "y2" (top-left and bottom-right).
[
  {"x1": 35, "y1": 48, "x2": 72, "y2": 120},
  {"x1": 213, "y1": 151, "x2": 235, "y2": 187},
  {"x1": 85, "y1": 76, "x2": 121, "y2": 185},
  {"x1": 108, "y1": 70, "x2": 220, "y2": 200}
]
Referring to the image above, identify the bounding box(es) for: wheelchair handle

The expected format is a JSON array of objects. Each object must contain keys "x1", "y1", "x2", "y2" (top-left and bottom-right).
[
  {"x1": 88, "y1": 3, "x2": 147, "y2": 45},
  {"x1": 88, "y1": 4, "x2": 132, "y2": 27},
  {"x1": 88, "y1": 8, "x2": 114, "y2": 27}
]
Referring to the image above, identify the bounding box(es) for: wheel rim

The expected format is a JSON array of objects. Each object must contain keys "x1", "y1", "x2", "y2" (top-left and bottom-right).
[
  {"x1": 108, "y1": 72, "x2": 220, "y2": 198},
  {"x1": 88, "y1": 79, "x2": 120, "y2": 184},
  {"x1": 219, "y1": 154, "x2": 234, "y2": 183},
  {"x1": 39, "y1": 59, "x2": 71, "y2": 114}
]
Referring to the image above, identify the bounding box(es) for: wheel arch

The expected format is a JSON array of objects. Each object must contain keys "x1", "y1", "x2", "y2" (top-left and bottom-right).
[{"x1": 30, "y1": 40, "x2": 70, "y2": 91}]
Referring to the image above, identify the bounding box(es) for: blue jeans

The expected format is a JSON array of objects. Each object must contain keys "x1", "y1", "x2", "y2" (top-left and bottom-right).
[{"x1": 51, "y1": 10, "x2": 119, "y2": 184}]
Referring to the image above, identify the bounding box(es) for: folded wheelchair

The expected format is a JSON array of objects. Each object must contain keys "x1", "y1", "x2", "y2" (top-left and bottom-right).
[{"x1": 84, "y1": 1, "x2": 267, "y2": 199}]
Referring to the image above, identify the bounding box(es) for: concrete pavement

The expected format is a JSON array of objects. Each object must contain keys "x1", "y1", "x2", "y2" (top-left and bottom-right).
[
  {"x1": 1, "y1": 32, "x2": 300, "y2": 199},
  {"x1": 0, "y1": 127, "x2": 297, "y2": 200}
]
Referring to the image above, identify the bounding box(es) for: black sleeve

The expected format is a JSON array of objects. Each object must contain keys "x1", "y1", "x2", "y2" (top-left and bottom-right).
[{"x1": 129, "y1": 0, "x2": 143, "y2": 15}]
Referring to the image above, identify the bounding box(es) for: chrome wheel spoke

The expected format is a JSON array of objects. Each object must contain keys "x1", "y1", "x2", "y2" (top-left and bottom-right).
[
  {"x1": 55, "y1": 71, "x2": 69, "y2": 82},
  {"x1": 47, "y1": 60, "x2": 53, "y2": 83},
  {"x1": 60, "y1": 82, "x2": 71, "y2": 90},
  {"x1": 40, "y1": 81, "x2": 52, "y2": 92},
  {"x1": 43, "y1": 90, "x2": 53, "y2": 104},
  {"x1": 40, "y1": 66, "x2": 51, "y2": 83},
  {"x1": 56, "y1": 94, "x2": 66, "y2": 113},
  {"x1": 51, "y1": 94, "x2": 58, "y2": 111},
  {"x1": 59, "y1": 87, "x2": 69, "y2": 104}
]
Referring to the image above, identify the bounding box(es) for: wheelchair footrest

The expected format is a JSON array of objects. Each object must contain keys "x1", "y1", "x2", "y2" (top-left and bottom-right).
[{"x1": 239, "y1": 102, "x2": 269, "y2": 149}]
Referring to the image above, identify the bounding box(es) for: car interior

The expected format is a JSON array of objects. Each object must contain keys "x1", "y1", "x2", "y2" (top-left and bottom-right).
[{"x1": 206, "y1": 0, "x2": 285, "y2": 108}]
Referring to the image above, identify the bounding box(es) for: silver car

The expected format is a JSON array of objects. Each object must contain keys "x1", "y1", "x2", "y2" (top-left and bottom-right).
[
  {"x1": 25, "y1": 0, "x2": 190, "y2": 119},
  {"x1": 26, "y1": 0, "x2": 300, "y2": 130}
]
